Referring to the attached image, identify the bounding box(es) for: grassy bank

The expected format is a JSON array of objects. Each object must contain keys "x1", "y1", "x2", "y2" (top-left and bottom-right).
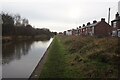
[
  {"x1": 40, "y1": 35, "x2": 118, "y2": 78},
  {"x1": 40, "y1": 36, "x2": 66, "y2": 78}
]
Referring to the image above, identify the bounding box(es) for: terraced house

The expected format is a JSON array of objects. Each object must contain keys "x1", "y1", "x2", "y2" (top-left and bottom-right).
[
  {"x1": 111, "y1": 12, "x2": 120, "y2": 37},
  {"x1": 66, "y1": 30, "x2": 72, "y2": 35},
  {"x1": 79, "y1": 18, "x2": 111, "y2": 37}
]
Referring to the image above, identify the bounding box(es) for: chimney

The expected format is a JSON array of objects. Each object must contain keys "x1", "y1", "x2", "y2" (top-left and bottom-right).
[
  {"x1": 87, "y1": 22, "x2": 90, "y2": 26},
  {"x1": 79, "y1": 26, "x2": 81, "y2": 28},
  {"x1": 101, "y1": 18, "x2": 105, "y2": 22},
  {"x1": 116, "y1": 12, "x2": 119, "y2": 19},
  {"x1": 93, "y1": 20, "x2": 97, "y2": 23},
  {"x1": 83, "y1": 24, "x2": 85, "y2": 27}
]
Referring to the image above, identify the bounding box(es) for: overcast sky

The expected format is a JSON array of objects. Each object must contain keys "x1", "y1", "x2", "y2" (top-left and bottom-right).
[{"x1": 0, "y1": 0, "x2": 119, "y2": 32}]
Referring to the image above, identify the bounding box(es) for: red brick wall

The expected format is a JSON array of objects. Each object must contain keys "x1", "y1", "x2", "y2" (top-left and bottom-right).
[
  {"x1": 94, "y1": 21, "x2": 111, "y2": 37},
  {"x1": 117, "y1": 20, "x2": 120, "y2": 29}
]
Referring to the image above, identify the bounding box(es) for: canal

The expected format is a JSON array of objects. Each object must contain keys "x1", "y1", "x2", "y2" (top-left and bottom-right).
[{"x1": 1, "y1": 38, "x2": 53, "y2": 78}]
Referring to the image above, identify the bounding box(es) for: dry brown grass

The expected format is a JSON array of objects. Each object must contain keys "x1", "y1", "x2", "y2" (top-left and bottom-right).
[{"x1": 60, "y1": 35, "x2": 118, "y2": 78}]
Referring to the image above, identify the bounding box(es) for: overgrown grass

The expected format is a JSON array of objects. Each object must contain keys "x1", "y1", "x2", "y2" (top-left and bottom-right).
[
  {"x1": 61, "y1": 35, "x2": 118, "y2": 78},
  {"x1": 40, "y1": 35, "x2": 118, "y2": 78}
]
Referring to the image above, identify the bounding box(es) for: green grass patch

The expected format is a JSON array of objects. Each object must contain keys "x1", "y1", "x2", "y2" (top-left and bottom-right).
[{"x1": 39, "y1": 36, "x2": 66, "y2": 78}]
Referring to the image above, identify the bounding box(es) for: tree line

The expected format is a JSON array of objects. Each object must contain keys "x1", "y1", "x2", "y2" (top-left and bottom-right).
[{"x1": 1, "y1": 12, "x2": 56, "y2": 38}]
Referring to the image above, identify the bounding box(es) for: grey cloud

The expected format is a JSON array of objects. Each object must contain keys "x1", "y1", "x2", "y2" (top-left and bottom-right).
[{"x1": 0, "y1": 0, "x2": 118, "y2": 32}]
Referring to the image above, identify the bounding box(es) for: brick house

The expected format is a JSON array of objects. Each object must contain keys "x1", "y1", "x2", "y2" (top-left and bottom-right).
[
  {"x1": 78, "y1": 26, "x2": 81, "y2": 35},
  {"x1": 63, "y1": 31, "x2": 66, "y2": 35},
  {"x1": 80, "y1": 24, "x2": 86, "y2": 36},
  {"x1": 72, "y1": 29, "x2": 79, "y2": 35},
  {"x1": 59, "y1": 32, "x2": 63, "y2": 35},
  {"x1": 111, "y1": 12, "x2": 120, "y2": 37},
  {"x1": 66, "y1": 30, "x2": 72, "y2": 35},
  {"x1": 79, "y1": 18, "x2": 111, "y2": 37}
]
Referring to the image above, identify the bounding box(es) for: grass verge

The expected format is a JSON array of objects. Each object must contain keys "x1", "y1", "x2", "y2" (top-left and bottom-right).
[{"x1": 39, "y1": 36, "x2": 66, "y2": 78}]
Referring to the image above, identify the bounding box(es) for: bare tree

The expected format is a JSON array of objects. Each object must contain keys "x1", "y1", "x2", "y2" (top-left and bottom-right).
[
  {"x1": 22, "y1": 18, "x2": 29, "y2": 26},
  {"x1": 14, "y1": 14, "x2": 21, "y2": 26}
]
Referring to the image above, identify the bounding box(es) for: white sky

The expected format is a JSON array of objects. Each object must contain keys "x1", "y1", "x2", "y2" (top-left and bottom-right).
[{"x1": 0, "y1": 0, "x2": 119, "y2": 32}]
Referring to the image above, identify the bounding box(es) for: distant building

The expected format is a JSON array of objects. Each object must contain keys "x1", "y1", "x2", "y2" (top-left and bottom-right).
[
  {"x1": 111, "y1": 12, "x2": 120, "y2": 37},
  {"x1": 118, "y1": 1, "x2": 120, "y2": 14},
  {"x1": 66, "y1": 30, "x2": 72, "y2": 35},
  {"x1": 63, "y1": 31, "x2": 66, "y2": 35},
  {"x1": 79, "y1": 18, "x2": 111, "y2": 37},
  {"x1": 59, "y1": 32, "x2": 63, "y2": 35},
  {"x1": 72, "y1": 29, "x2": 79, "y2": 36}
]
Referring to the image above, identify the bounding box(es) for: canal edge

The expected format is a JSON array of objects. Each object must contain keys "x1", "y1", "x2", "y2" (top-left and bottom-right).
[{"x1": 28, "y1": 38, "x2": 54, "y2": 80}]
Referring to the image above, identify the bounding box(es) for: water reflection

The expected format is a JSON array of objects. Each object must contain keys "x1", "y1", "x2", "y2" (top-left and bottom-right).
[
  {"x1": 2, "y1": 38, "x2": 53, "y2": 78},
  {"x1": 2, "y1": 41, "x2": 34, "y2": 65}
]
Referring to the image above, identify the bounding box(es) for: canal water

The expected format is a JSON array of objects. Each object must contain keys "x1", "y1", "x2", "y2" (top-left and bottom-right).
[{"x1": 1, "y1": 38, "x2": 53, "y2": 78}]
